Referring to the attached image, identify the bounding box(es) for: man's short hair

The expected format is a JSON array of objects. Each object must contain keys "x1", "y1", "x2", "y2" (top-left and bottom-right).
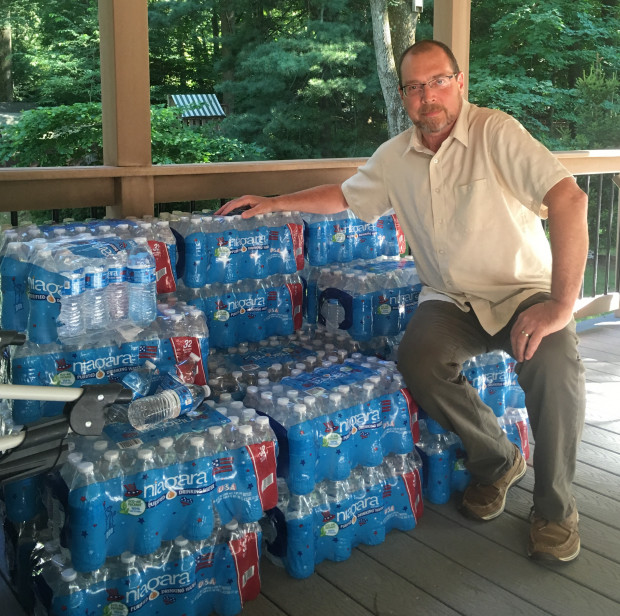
[{"x1": 398, "y1": 40, "x2": 461, "y2": 86}]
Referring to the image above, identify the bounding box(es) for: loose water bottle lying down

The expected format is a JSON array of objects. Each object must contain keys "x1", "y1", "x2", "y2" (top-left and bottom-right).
[{"x1": 127, "y1": 382, "x2": 210, "y2": 431}]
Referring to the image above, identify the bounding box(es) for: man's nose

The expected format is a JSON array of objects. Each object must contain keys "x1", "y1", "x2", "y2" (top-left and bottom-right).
[{"x1": 420, "y1": 84, "x2": 435, "y2": 103}]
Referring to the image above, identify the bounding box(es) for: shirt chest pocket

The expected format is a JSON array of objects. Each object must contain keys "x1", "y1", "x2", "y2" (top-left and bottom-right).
[{"x1": 453, "y1": 179, "x2": 494, "y2": 232}]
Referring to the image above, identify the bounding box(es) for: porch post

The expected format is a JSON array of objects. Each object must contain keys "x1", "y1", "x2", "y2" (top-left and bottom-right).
[
  {"x1": 98, "y1": 0, "x2": 153, "y2": 217},
  {"x1": 433, "y1": 0, "x2": 471, "y2": 98}
]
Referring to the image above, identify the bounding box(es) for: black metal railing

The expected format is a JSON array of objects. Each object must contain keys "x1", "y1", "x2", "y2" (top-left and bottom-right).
[{"x1": 578, "y1": 173, "x2": 620, "y2": 299}]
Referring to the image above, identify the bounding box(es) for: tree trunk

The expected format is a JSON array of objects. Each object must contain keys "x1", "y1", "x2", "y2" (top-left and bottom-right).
[
  {"x1": 0, "y1": 15, "x2": 13, "y2": 102},
  {"x1": 369, "y1": 0, "x2": 417, "y2": 137},
  {"x1": 219, "y1": 0, "x2": 236, "y2": 114}
]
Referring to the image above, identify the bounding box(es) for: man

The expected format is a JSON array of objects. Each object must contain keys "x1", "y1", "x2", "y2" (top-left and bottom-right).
[{"x1": 217, "y1": 39, "x2": 588, "y2": 563}]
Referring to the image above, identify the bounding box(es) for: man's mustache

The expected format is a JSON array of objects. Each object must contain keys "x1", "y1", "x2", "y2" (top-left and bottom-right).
[{"x1": 420, "y1": 104, "x2": 444, "y2": 114}]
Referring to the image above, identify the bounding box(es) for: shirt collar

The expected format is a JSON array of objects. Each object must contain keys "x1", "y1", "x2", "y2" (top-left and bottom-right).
[{"x1": 404, "y1": 98, "x2": 471, "y2": 156}]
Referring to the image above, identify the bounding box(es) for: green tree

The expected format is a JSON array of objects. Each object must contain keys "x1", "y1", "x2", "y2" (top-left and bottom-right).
[
  {"x1": 468, "y1": 0, "x2": 620, "y2": 149},
  {"x1": 218, "y1": 0, "x2": 387, "y2": 159},
  {"x1": 5, "y1": 0, "x2": 100, "y2": 104}
]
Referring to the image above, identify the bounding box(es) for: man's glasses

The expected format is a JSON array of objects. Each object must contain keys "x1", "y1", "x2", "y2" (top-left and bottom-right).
[{"x1": 401, "y1": 73, "x2": 458, "y2": 97}]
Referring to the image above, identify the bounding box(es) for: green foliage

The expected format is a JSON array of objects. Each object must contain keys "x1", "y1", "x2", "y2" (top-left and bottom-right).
[
  {"x1": 469, "y1": 0, "x2": 620, "y2": 149},
  {"x1": 150, "y1": 105, "x2": 268, "y2": 163},
  {"x1": 217, "y1": 4, "x2": 387, "y2": 159},
  {"x1": 0, "y1": 103, "x2": 103, "y2": 167},
  {"x1": 7, "y1": 0, "x2": 101, "y2": 104},
  {"x1": 0, "y1": 103, "x2": 267, "y2": 167},
  {"x1": 572, "y1": 60, "x2": 620, "y2": 149}
]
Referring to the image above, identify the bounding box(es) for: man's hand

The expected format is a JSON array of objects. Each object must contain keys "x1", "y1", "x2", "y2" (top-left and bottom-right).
[
  {"x1": 510, "y1": 299, "x2": 574, "y2": 362},
  {"x1": 215, "y1": 195, "x2": 276, "y2": 217}
]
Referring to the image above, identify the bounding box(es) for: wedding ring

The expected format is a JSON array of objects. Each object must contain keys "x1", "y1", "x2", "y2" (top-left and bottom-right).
[{"x1": 521, "y1": 330, "x2": 530, "y2": 337}]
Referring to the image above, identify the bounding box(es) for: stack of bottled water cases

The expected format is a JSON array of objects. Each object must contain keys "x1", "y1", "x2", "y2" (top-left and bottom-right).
[
  {"x1": 1, "y1": 218, "x2": 178, "y2": 340},
  {"x1": 302, "y1": 256, "x2": 422, "y2": 342},
  {"x1": 169, "y1": 211, "x2": 306, "y2": 350},
  {"x1": 27, "y1": 403, "x2": 276, "y2": 615},
  {"x1": 177, "y1": 274, "x2": 303, "y2": 349},
  {"x1": 205, "y1": 340, "x2": 424, "y2": 579},
  {"x1": 0, "y1": 219, "x2": 212, "y2": 425},
  {"x1": 302, "y1": 210, "x2": 406, "y2": 265},
  {"x1": 463, "y1": 351, "x2": 530, "y2": 460},
  {"x1": 414, "y1": 350, "x2": 530, "y2": 506}
]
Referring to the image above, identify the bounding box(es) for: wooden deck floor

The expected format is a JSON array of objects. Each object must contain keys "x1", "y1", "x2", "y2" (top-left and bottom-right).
[{"x1": 2, "y1": 314, "x2": 620, "y2": 616}]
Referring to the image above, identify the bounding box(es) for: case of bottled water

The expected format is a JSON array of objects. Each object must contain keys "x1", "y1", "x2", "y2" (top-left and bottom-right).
[
  {"x1": 33, "y1": 522, "x2": 262, "y2": 616},
  {"x1": 179, "y1": 273, "x2": 304, "y2": 349},
  {"x1": 302, "y1": 210, "x2": 406, "y2": 266},
  {"x1": 10, "y1": 306, "x2": 210, "y2": 424},
  {"x1": 300, "y1": 256, "x2": 422, "y2": 342},
  {"x1": 33, "y1": 402, "x2": 276, "y2": 578},
  {"x1": 172, "y1": 211, "x2": 304, "y2": 287},
  {"x1": 232, "y1": 354, "x2": 420, "y2": 495},
  {"x1": 263, "y1": 452, "x2": 423, "y2": 578}
]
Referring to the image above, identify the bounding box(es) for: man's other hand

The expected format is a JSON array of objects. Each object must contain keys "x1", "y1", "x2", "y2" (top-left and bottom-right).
[{"x1": 510, "y1": 299, "x2": 574, "y2": 362}]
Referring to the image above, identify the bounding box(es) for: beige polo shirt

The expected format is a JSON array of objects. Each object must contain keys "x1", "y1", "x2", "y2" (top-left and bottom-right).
[{"x1": 341, "y1": 99, "x2": 572, "y2": 335}]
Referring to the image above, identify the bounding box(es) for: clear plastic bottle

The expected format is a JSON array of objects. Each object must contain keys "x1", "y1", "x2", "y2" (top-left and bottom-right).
[
  {"x1": 154, "y1": 436, "x2": 178, "y2": 468},
  {"x1": 127, "y1": 383, "x2": 209, "y2": 431},
  {"x1": 127, "y1": 236, "x2": 157, "y2": 327},
  {"x1": 50, "y1": 568, "x2": 82, "y2": 613},
  {"x1": 68, "y1": 462, "x2": 107, "y2": 572},
  {"x1": 121, "y1": 360, "x2": 158, "y2": 399},
  {"x1": 107, "y1": 245, "x2": 129, "y2": 321},
  {"x1": 83, "y1": 260, "x2": 109, "y2": 330},
  {"x1": 54, "y1": 249, "x2": 86, "y2": 340},
  {"x1": 223, "y1": 416, "x2": 239, "y2": 449},
  {"x1": 97, "y1": 449, "x2": 123, "y2": 479}
]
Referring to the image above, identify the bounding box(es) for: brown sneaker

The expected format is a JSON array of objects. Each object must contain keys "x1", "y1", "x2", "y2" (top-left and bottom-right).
[
  {"x1": 528, "y1": 508, "x2": 580, "y2": 563},
  {"x1": 459, "y1": 444, "x2": 526, "y2": 521}
]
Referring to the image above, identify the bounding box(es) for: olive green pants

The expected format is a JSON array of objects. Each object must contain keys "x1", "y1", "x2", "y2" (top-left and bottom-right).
[{"x1": 397, "y1": 293, "x2": 586, "y2": 521}]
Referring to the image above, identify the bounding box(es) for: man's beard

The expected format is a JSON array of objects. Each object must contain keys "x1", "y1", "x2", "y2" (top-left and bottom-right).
[{"x1": 413, "y1": 103, "x2": 455, "y2": 134}]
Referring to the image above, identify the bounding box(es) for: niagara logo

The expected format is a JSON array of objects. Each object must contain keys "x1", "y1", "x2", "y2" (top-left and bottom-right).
[
  {"x1": 125, "y1": 572, "x2": 191, "y2": 603},
  {"x1": 228, "y1": 233, "x2": 267, "y2": 249},
  {"x1": 27, "y1": 275, "x2": 63, "y2": 298},
  {"x1": 143, "y1": 469, "x2": 211, "y2": 499},
  {"x1": 72, "y1": 353, "x2": 134, "y2": 375},
  {"x1": 336, "y1": 495, "x2": 381, "y2": 524},
  {"x1": 341, "y1": 408, "x2": 381, "y2": 433}
]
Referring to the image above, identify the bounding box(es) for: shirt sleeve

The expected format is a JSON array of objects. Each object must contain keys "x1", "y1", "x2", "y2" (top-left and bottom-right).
[
  {"x1": 341, "y1": 146, "x2": 394, "y2": 223},
  {"x1": 488, "y1": 113, "x2": 572, "y2": 219}
]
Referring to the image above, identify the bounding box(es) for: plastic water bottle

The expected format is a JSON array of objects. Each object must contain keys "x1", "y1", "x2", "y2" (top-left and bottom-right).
[
  {"x1": 303, "y1": 213, "x2": 330, "y2": 266},
  {"x1": 285, "y1": 493, "x2": 315, "y2": 578},
  {"x1": 67, "y1": 462, "x2": 107, "y2": 572},
  {"x1": 130, "y1": 448, "x2": 162, "y2": 555},
  {"x1": 166, "y1": 537, "x2": 196, "y2": 611},
  {"x1": 25, "y1": 246, "x2": 65, "y2": 343},
  {"x1": 502, "y1": 403, "x2": 530, "y2": 460},
  {"x1": 83, "y1": 260, "x2": 109, "y2": 330},
  {"x1": 50, "y1": 568, "x2": 83, "y2": 614},
  {"x1": 121, "y1": 360, "x2": 158, "y2": 399},
  {"x1": 417, "y1": 428, "x2": 453, "y2": 505},
  {"x1": 1, "y1": 241, "x2": 31, "y2": 331},
  {"x1": 127, "y1": 382, "x2": 209, "y2": 430},
  {"x1": 127, "y1": 236, "x2": 157, "y2": 327},
  {"x1": 153, "y1": 219, "x2": 178, "y2": 291},
  {"x1": 106, "y1": 245, "x2": 128, "y2": 321}
]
